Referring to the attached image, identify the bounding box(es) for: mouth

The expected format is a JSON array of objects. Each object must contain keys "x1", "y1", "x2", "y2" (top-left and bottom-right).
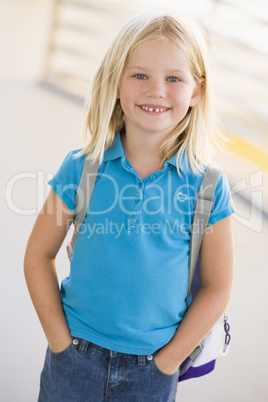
[{"x1": 139, "y1": 105, "x2": 170, "y2": 113}]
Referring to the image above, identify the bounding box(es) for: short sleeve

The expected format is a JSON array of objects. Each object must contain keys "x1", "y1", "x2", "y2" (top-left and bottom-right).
[
  {"x1": 207, "y1": 172, "x2": 235, "y2": 226},
  {"x1": 48, "y1": 149, "x2": 85, "y2": 212}
]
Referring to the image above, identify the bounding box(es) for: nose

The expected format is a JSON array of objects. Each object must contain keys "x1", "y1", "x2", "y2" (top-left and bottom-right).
[{"x1": 145, "y1": 79, "x2": 166, "y2": 98}]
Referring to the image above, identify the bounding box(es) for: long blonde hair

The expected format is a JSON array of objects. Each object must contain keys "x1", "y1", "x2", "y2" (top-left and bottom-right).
[{"x1": 79, "y1": 12, "x2": 226, "y2": 175}]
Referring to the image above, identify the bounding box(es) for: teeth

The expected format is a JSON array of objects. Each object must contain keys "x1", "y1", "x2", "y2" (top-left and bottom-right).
[{"x1": 141, "y1": 106, "x2": 167, "y2": 112}]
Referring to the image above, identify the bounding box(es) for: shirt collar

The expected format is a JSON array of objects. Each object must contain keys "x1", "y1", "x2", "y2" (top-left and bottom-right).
[
  {"x1": 103, "y1": 132, "x2": 125, "y2": 162},
  {"x1": 103, "y1": 131, "x2": 188, "y2": 174},
  {"x1": 165, "y1": 150, "x2": 189, "y2": 174}
]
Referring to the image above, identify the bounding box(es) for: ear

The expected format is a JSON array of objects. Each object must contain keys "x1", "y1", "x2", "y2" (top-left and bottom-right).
[
  {"x1": 189, "y1": 78, "x2": 205, "y2": 107},
  {"x1": 117, "y1": 88, "x2": 120, "y2": 99}
]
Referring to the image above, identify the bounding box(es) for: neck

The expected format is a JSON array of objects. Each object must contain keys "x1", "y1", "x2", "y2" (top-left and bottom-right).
[
  {"x1": 121, "y1": 130, "x2": 164, "y2": 166},
  {"x1": 120, "y1": 127, "x2": 177, "y2": 180}
]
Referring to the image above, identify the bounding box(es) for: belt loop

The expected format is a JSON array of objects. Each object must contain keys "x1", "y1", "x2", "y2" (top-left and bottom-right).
[
  {"x1": 78, "y1": 339, "x2": 90, "y2": 355},
  {"x1": 138, "y1": 355, "x2": 146, "y2": 366}
]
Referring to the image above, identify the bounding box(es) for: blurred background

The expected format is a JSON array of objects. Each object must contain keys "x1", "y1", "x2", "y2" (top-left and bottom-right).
[{"x1": 1, "y1": 0, "x2": 267, "y2": 401}]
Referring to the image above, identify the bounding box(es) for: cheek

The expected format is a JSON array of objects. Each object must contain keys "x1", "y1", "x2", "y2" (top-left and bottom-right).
[
  {"x1": 119, "y1": 90, "x2": 130, "y2": 110},
  {"x1": 172, "y1": 87, "x2": 194, "y2": 106},
  {"x1": 120, "y1": 84, "x2": 142, "y2": 109}
]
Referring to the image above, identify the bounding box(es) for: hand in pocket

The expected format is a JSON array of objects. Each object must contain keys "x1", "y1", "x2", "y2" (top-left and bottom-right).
[{"x1": 49, "y1": 336, "x2": 73, "y2": 354}]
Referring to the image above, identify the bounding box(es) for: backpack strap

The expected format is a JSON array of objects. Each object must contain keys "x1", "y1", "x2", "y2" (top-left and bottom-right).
[
  {"x1": 66, "y1": 156, "x2": 100, "y2": 261},
  {"x1": 186, "y1": 166, "x2": 222, "y2": 306}
]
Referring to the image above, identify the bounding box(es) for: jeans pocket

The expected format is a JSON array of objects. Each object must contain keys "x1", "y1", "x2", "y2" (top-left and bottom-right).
[
  {"x1": 149, "y1": 357, "x2": 180, "y2": 380},
  {"x1": 49, "y1": 339, "x2": 77, "y2": 359}
]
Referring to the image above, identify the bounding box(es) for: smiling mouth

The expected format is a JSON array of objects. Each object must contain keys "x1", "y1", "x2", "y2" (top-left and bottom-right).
[{"x1": 139, "y1": 105, "x2": 170, "y2": 113}]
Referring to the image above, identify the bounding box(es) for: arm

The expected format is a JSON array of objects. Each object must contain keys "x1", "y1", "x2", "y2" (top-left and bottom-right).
[
  {"x1": 154, "y1": 215, "x2": 234, "y2": 374},
  {"x1": 24, "y1": 189, "x2": 75, "y2": 353}
]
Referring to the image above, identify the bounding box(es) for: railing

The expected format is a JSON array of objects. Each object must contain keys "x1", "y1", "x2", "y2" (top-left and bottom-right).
[
  {"x1": 42, "y1": 0, "x2": 268, "y2": 146},
  {"x1": 42, "y1": 0, "x2": 147, "y2": 97}
]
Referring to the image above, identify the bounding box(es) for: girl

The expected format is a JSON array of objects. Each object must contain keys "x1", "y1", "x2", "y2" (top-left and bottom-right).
[{"x1": 24, "y1": 12, "x2": 235, "y2": 402}]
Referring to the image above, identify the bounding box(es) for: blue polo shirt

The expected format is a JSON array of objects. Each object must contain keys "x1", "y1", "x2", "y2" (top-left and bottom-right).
[{"x1": 48, "y1": 132, "x2": 235, "y2": 354}]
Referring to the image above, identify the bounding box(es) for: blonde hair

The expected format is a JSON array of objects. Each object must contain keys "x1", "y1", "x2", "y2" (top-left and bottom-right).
[{"x1": 79, "y1": 12, "x2": 227, "y2": 175}]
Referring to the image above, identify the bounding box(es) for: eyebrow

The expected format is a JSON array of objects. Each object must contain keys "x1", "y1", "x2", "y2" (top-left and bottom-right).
[
  {"x1": 126, "y1": 66, "x2": 187, "y2": 74},
  {"x1": 125, "y1": 66, "x2": 144, "y2": 71}
]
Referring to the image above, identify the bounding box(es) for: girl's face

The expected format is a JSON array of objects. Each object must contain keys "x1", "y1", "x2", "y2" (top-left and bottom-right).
[{"x1": 118, "y1": 39, "x2": 203, "y2": 141}]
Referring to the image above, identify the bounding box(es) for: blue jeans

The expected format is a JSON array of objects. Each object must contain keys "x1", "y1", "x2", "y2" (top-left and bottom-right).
[{"x1": 38, "y1": 337, "x2": 179, "y2": 401}]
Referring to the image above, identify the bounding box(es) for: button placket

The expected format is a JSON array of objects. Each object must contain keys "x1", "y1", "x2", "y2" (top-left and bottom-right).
[
  {"x1": 126, "y1": 181, "x2": 144, "y2": 231},
  {"x1": 122, "y1": 158, "x2": 168, "y2": 231}
]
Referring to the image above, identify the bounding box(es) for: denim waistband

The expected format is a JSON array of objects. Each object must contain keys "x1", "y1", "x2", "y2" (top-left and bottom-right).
[{"x1": 74, "y1": 337, "x2": 154, "y2": 365}]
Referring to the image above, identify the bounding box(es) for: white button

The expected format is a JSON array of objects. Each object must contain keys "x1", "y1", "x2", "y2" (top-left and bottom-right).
[
  {"x1": 72, "y1": 339, "x2": 79, "y2": 345},
  {"x1": 147, "y1": 354, "x2": 153, "y2": 361}
]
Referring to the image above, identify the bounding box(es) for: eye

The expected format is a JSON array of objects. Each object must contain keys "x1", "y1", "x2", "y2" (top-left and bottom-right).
[
  {"x1": 134, "y1": 74, "x2": 147, "y2": 80},
  {"x1": 167, "y1": 76, "x2": 180, "y2": 82}
]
